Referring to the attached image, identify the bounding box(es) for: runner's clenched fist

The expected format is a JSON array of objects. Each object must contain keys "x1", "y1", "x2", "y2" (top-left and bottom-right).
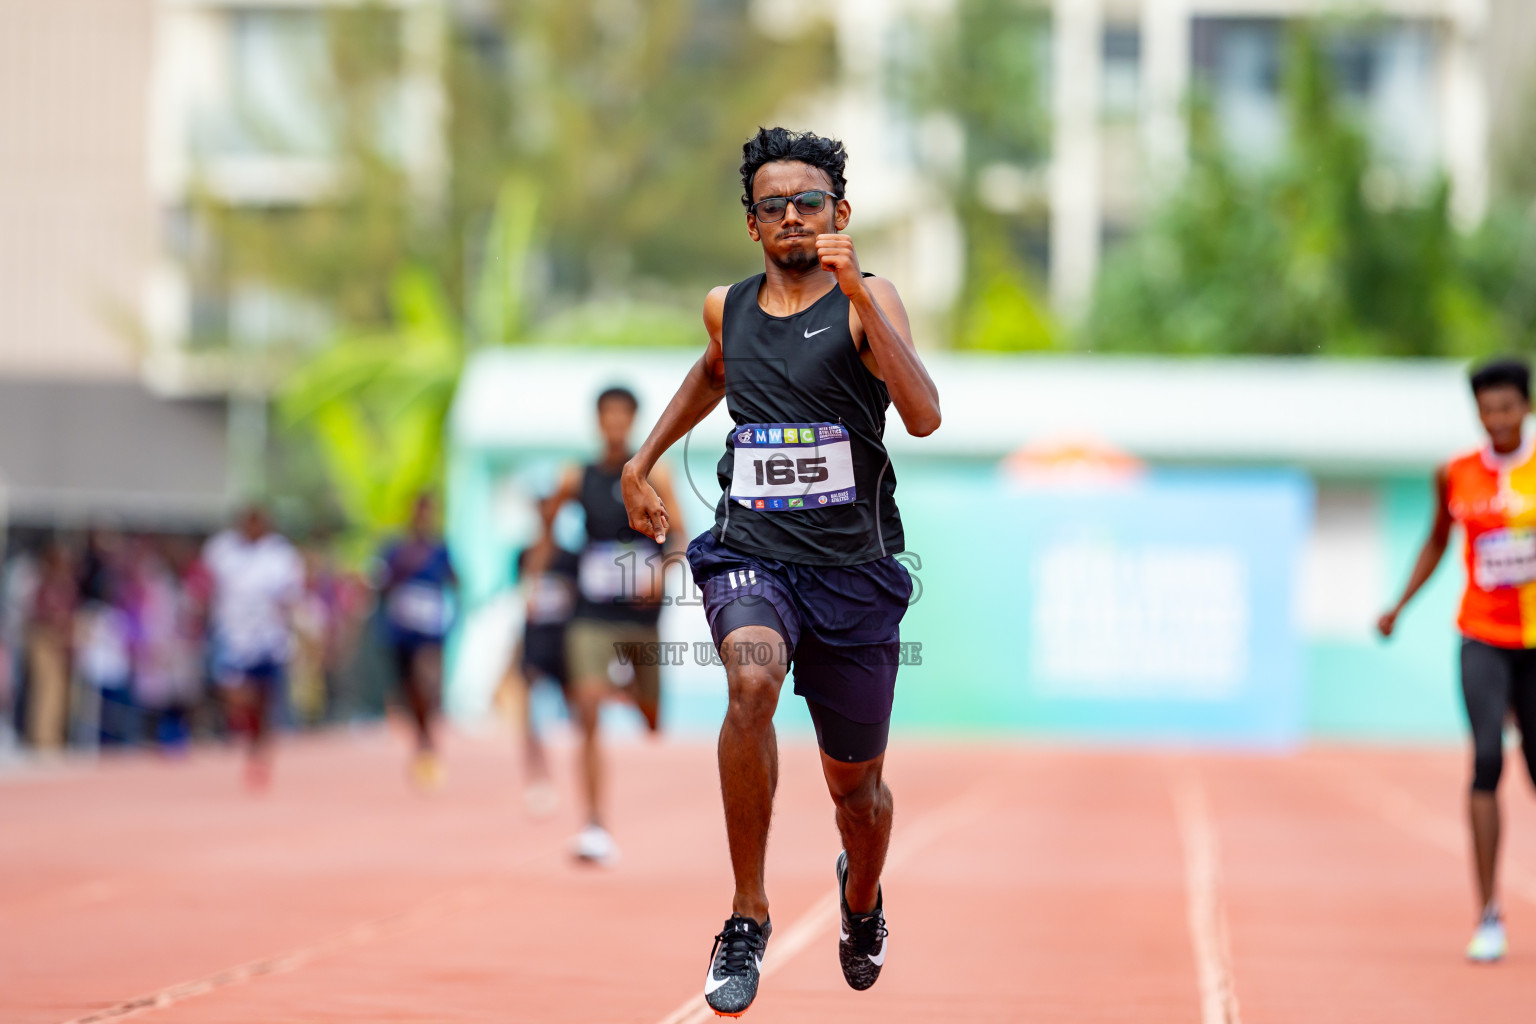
[{"x1": 815, "y1": 234, "x2": 864, "y2": 297}]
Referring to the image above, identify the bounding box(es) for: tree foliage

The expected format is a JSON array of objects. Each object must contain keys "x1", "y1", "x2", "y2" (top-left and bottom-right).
[
  {"x1": 194, "y1": 1, "x2": 832, "y2": 537},
  {"x1": 1086, "y1": 25, "x2": 1536, "y2": 358},
  {"x1": 926, "y1": 0, "x2": 1056, "y2": 351}
]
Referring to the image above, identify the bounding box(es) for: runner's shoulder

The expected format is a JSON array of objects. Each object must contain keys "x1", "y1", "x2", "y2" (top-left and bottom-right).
[
  {"x1": 1445, "y1": 450, "x2": 1484, "y2": 476},
  {"x1": 703, "y1": 285, "x2": 730, "y2": 320},
  {"x1": 703, "y1": 286, "x2": 731, "y2": 358},
  {"x1": 852, "y1": 276, "x2": 907, "y2": 319}
]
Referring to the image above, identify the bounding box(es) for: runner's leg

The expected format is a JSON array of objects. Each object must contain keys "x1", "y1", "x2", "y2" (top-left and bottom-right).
[
  {"x1": 1510, "y1": 647, "x2": 1536, "y2": 791},
  {"x1": 719, "y1": 624, "x2": 787, "y2": 924},
  {"x1": 569, "y1": 677, "x2": 605, "y2": 825},
  {"x1": 407, "y1": 645, "x2": 442, "y2": 754},
  {"x1": 628, "y1": 629, "x2": 662, "y2": 733},
  {"x1": 1462, "y1": 639, "x2": 1511, "y2": 910},
  {"x1": 821, "y1": 750, "x2": 892, "y2": 914},
  {"x1": 250, "y1": 678, "x2": 272, "y2": 758},
  {"x1": 809, "y1": 692, "x2": 895, "y2": 915},
  {"x1": 518, "y1": 675, "x2": 549, "y2": 781}
]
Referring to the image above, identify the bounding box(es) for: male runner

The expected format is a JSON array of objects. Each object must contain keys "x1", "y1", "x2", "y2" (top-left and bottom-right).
[
  {"x1": 378, "y1": 494, "x2": 457, "y2": 790},
  {"x1": 544, "y1": 387, "x2": 685, "y2": 864},
  {"x1": 1380, "y1": 357, "x2": 1536, "y2": 963},
  {"x1": 504, "y1": 508, "x2": 580, "y2": 817},
  {"x1": 621, "y1": 127, "x2": 940, "y2": 1016},
  {"x1": 203, "y1": 505, "x2": 303, "y2": 789}
]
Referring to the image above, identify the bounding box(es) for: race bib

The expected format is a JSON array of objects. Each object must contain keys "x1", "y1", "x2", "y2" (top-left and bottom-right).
[
  {"x1": 579, "y1": 541, "x2": 650, "y2": 603},
  {"x1": 1473, "y1": 528, "x2": 1536, "y2": 589},
  {"x1": 526, "y1": 574, "x2": 576, "y2": 625},
  {"x1": 729, "y1": 422, "x2": 856, "y2": 512},
  {"x1": 387, "y1": 582, "x2": 451, "y2": 636}
]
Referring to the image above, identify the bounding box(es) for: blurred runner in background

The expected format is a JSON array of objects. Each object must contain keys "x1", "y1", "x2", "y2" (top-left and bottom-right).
[
  {"x1": 204, "y1": 506, "x2": 303, "y2": 790},
  {"x1": 544, "y1": 387, "x2": 685, "y2": 865},
  {"x1": 378, "y1": 494, "x2": 457, "y2": 791},
  {"x1": 1381, "y1": 356, "x2": 1536, "y2": 964},
  {"x1": 503, "y1": 501, "x2": 580, "y2": 818}
]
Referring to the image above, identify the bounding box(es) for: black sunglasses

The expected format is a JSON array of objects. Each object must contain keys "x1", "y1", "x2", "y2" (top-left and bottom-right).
[{"x1": 748, "y1": 190, "x2": 840, "y2": 224}]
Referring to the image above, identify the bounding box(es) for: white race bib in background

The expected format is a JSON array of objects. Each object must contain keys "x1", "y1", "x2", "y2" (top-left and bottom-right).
[
  {"x1": 579, "y1": 541, "x2": 648, "y2": 603},
  {"x1": 1474, "y1": 528, "x2": 1536, "y2": 589},
  {"x1": 387, "y1": 582, "x2": 452, "y2": 636}
]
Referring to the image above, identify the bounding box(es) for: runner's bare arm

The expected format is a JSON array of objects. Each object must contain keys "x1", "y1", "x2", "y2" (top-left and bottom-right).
[
  {"x1": 622, "y1": 287, "x2": 729, "y2": 544},
  {"x1": 815, "y1": 235, "x2": 941, "y2": 437},
  {"x1": 1378, "y1": 466, "x2": 1453, "y2": 638},
  {"x1": 526, "y1": 467, "x2": 581, "y2": 577}
]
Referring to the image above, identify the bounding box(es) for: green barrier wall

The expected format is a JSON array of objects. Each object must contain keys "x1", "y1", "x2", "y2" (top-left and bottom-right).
[
  {"x1": 1306, "y1": 475, "x2": 1466, "y2": 742},
  {"x1": 450, "y1": 448, "x2": 1473, "y2": 745}
]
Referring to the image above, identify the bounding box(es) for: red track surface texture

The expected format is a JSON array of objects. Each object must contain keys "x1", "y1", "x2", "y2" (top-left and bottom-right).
[{"x1": 4, "y1": 729, "x2": 1535, "y2": 1023}]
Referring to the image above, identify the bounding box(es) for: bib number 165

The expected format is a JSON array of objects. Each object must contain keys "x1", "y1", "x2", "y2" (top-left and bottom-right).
[{"x1": 753, "y1": 456, "x2": 827, "y2": 486}]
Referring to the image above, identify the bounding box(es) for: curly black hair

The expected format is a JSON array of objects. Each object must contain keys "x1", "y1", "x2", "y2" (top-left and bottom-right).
[
  {"x1": 596, "y1": 385, "x2": 638, "y2": 412},
  {"x1": 739, "y1": 127, "x2": 848, "y2": 209},
  {"x1": 1470, "y1": 357, "x2": 1531, "y2": 401}
]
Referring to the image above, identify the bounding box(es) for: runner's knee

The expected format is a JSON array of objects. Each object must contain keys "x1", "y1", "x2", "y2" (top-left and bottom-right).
[
  {"x1": 835, "y1": 773, "x2": 884, "y2": 810},
  {"x1": 1472, "y1": 744, "x2": 1503, "y2": 792},
  {"x1": 725, "y1": 662, "x2": 782, "y2": 728},
  {"x1": 830, "y1": 773, "x2": 884, "y2": 822},
  {"x1": 570, "y1": 683, "x2": 604, "y2": 731}
]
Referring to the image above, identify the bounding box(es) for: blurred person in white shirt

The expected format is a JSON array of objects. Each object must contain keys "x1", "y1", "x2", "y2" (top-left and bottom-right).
[
  {"x1": 132, "y1": 538, "x2": 206, "y2": 752},
  {"x1": 202, "y1": 506, "x2": 302, "y2": 789}
]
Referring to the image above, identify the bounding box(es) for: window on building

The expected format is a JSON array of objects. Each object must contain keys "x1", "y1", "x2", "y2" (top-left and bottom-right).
[
  {"x1": 1191, "y1": 17, "x2": 1438, "y2": 180},
  {"x1": 1102, "y1": 26, "x2": 1141, "y2": 119},
  {"x1": 193, "y1": 10, "x2": 337, "y2": 160}
]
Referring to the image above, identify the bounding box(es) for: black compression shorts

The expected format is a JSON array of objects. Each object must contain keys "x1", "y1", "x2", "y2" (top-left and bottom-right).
[
  {"x1": 697, "y1": 532, "x2": 907, "y2": 764},
  {"x1": 1460, "y1": 638, "x2": 1536, "y2": 792}
]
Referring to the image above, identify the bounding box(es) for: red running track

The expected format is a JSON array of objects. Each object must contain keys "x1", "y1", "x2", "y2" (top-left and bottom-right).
[{"x1": 3, "y1": 726, "x2": 1535, "y2": 1023}]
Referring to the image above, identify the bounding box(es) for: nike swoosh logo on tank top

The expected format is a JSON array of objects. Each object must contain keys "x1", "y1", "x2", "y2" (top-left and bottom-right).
[{"x1": 804, "y1": 326, "x2": 831, "y2": 338}]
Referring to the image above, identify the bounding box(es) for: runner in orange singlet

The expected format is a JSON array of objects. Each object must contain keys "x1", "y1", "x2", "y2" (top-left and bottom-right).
[{"x1": 1380, "y1": 357, "x2": 1536, "y2": 963}]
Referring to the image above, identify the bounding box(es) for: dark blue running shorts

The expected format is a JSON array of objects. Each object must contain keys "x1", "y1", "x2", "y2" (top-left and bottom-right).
[{"x1": 686, "y1": 529, "x2": 912, "y2": 762}]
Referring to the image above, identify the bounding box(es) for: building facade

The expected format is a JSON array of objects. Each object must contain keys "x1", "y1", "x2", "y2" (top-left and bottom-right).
[{"x1": 777, "y1": 0, "x2": 1536, "y2": 321}]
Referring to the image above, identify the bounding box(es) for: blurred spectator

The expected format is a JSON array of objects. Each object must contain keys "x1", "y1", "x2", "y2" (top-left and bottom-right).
[
  {"x1": 0, "y1": 518, "x2": 388, "y2": 759},
  {"x1": 290, "y1": 544, "x2": 339, "y2": 728},
  {"x1": 73, "y1": 577, "x2": 135, "y2": 747},
  {"x1": 0, "y1": 542, "x2": 37, "y2": 750},
  {"x1": 131, "y1": 539, "x2": 206, "y2": 752},
  {"x1": 27, "y1": 541, "x2": 76, "y2": 750},
  {"x1": 72, "y1": 532, "x2": 140, "y2": 747}
]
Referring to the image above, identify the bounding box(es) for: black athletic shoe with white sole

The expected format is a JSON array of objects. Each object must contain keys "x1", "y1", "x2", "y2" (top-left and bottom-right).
[
  {"x1": 704, "y1": 913, "x2": 771, "y2": 1017},
  {"x1": 836, "y1": 850, "x2": 887, "y2": 991}
]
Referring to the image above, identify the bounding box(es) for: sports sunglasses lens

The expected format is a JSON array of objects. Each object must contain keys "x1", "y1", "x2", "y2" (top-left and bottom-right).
[{"x1": 756, "y1": 199, "x2": 788, "y2": 222}]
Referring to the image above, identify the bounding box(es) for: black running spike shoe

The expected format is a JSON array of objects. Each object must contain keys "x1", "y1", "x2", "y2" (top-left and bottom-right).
[
  {"x1": 836, "y1": 850, "x2": 888, "y2": 991},
  {"x1": 704, "y1": 913, "x2": 771, "y2": 1017}
]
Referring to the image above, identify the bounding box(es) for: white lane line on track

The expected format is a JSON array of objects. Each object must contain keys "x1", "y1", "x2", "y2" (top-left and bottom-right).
[
  {"x1": 1336, "y1": 770, "x2": 1536, "y2": 907},
  {"x1": 1171, "y1": 771, "x2": 1243, "y2": 1024},
  {"x1": 58, "y1": 882, "x2": 499, "y2": 1024},
  {"x1": 651, "y1": 789, "x2": 992, "y2": 1024}
]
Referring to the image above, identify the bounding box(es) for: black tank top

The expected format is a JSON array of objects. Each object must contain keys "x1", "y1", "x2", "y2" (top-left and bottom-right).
[
  {"x1": 711, "y1": 273, "x2": 903, "y2": 566},
  {"x1": 577, "y1": 459, "x2": 662, "y2": 624}
]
